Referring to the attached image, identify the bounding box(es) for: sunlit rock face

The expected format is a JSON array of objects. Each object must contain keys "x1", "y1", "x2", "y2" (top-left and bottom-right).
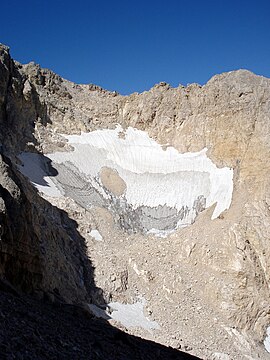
[{"x1": 19, "y1": 126, "x2": 233, "y2": 236}]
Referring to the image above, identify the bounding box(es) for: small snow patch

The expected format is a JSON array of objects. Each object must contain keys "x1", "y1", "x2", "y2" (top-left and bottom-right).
[
  {"x1": 211, "y1": 353, "x2": 230, "y2": 360},
  {"x1": 18, "y1": 153, "x2": 62, "y2": 197},
  {"x1": 108, "y1": 300, "x2": 160, "y2": 330},
  {"x1": 147, "y1": 228, "x2": 175, "y2": 238},
  {"x1": 264, "y1": 326, "x2": 270, "y2": 353},
  {"x1": 89, "y1": 298, "x2": 160, "y2": 331},
  {"x1": 89, "y1": 229, "x2": 103, "y2": 241}
]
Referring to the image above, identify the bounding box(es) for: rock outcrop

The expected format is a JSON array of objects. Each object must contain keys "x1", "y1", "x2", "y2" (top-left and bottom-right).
[
  {"x1": 0, "y1": 43, "x2": 270, "y2": 359},
  {"x1": 0, "y1": 45, "x2": 102, "y2": 304}
]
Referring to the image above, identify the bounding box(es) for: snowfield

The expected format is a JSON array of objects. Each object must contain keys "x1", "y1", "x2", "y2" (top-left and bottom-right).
[{"x1": 19, "y1": 126, "x2": 234, "y2": 235}]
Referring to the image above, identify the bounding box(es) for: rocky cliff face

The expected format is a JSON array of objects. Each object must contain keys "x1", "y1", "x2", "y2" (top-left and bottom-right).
[
  {"x1": 0, "y1": 45, "x2": 103, "y2": 304},
  {"x1": 0, "y1": 43, "x2": 270, "y2": 359}
]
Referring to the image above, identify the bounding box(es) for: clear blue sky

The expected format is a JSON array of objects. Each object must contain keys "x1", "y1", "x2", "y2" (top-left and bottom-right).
[{"x1": 1, "y1": 0, "x2": 270, "y2": 94}]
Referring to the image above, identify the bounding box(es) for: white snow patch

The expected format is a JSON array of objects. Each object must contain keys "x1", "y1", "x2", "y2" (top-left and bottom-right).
[
  {"x1": 147, "y1": 228, "x2": 176, "y2": 238},
  {"x1": 48, "y1": 126, "x2": 233, "y2": 220},
  {"x1": 89, "y1": 229, "x2": 103, "y2": 241},
  {"x1": 108, "y1": 300, "x2": 160, "y2": 330},
  {"x1": 88, "y1": 297, "x2": 160, "y2": 331},
  {"x1": 18, "y1": 153, "x2": 62, "y2": 197},
  {"x1": 264, "y1": 326, "x2": 270, "y2": 353},
  {"x1": 211, "y1": 353, "x2": 230, "y2": 360}
]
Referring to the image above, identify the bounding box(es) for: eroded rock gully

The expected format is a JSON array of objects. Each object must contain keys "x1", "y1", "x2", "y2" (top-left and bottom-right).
[{"x1": 0, "y1": 43, "x2": 270, "y2": 359}]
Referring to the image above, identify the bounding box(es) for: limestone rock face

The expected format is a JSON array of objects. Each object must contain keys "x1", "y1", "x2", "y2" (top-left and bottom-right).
[
  {"x1": 0, "y1": 46, "x2": 49, "y2": 155},
  {"x1": 0, "y1": 153, "x2": 42, "y2": 291},
  {"x1": 0, "y1": 151, "x2": 101, "y2": 303},
  {"x1": 0, "y1": 45, "x2": 102, "y2": 304},
  {"x1": 0, "y1": 43, "x2": 270, "y2": 359}
]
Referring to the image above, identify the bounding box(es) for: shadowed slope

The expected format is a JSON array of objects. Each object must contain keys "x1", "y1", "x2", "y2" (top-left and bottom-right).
[{"x1": 0, "y1": 289, "x2": 200, "y2": 360}]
